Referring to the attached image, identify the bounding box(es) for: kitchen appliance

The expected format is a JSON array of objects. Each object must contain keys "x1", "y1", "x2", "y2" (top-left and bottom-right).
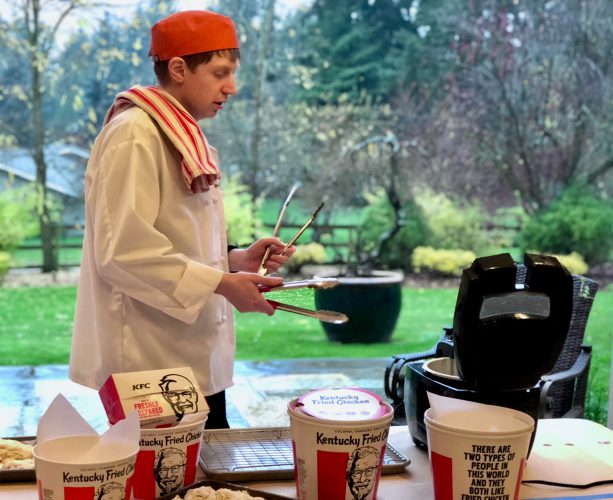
[{"x1": 405, "y1": 253, "x2": 574, "y2": 451}]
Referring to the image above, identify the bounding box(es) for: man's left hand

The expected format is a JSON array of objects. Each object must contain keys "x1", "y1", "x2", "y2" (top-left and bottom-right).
[{"x1": 228, "y1": 237, "x2": 296, "y2": 273}]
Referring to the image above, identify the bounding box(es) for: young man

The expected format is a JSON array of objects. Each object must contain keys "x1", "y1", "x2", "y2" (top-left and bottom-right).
[{"x1": 69, "y1": 10, "x2": 294, "y2": 428}]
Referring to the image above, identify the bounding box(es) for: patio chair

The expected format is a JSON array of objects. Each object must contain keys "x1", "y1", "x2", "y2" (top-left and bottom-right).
[{"x1": 383, "y1": 269, "x2": 599, "y2": 425}]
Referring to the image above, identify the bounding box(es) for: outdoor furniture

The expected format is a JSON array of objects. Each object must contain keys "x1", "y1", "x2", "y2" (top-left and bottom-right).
[{"x1": 383, "y1": 269, "x2": 599, "y2": 425}]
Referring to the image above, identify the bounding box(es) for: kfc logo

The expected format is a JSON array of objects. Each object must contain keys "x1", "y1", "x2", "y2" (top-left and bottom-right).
[{"x1": 159, "y1": 374, "x2": 199, "y2": 418}]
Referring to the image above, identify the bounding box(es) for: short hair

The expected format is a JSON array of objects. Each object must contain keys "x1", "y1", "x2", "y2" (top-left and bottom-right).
[
  {"x1": 96, "y1": 482, "x2": 124, "y2": 499},
  {"x1": 158, "y1": 373, "x2": 194, "y2": 393},
  {"x1": 156, "y1": 447, "x2": 186, "y2": 466},
  {"x1": 347, "y1": 446, "x2": 379, "y2": 470},
  {"x1": 154, "y1": 48, "x2": 241, "y2": 86}
]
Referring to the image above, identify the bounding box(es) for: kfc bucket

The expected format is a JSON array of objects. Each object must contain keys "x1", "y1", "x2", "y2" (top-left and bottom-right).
[
  {"x1": 132, "y1": 414, "x2": 207, "y2": 500},
  {"x1": 288, "y1": 387, "x2": 393, "y2": 500},
  {"x1": 424, "y1": 394, "x2": 535, "y2": 500},
  {"x1": 34, "y1": 395, "x2": 140, "y2": 500},
  {"x1": 34, "y1": 435, "x2": 138, "y2": 500}
]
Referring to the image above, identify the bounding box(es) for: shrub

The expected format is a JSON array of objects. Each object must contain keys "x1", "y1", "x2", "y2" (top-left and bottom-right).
[
  {"x1": 518, "y1": 185, "x2": 613, "y2": 264},
  {"x1": 552, "y1": 252, "x2": 589, "y2": 276},
  {"x1": 411, "y1": 246, "x2": 477, "y2": 277},
  {"x1": 421, "y1": 191, "x2": 487, "y2": 252},
  {"x1": 284, "y1": 242, "x2": 327, "y2": 274},
  {"x1": 223, "y1": 176, "x2": 262, "y2": 246},
  {"x1": 414, "y1": 189, "x2": 488, "y2": 254},
  {"x1": 358, "y1": 190, "x2": 429, "y2": 270},
  {"x1": 0, "y1": 185, "x2": 39, "y2": 252}
]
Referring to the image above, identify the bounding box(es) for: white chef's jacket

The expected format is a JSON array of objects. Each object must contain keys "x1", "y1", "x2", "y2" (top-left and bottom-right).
[{"x1": 69, "y1": 106, "x2": 235, "y2": 395}]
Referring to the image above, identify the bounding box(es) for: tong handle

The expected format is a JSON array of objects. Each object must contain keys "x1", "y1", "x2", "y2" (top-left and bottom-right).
[
  {"x1": 258, "y1": 247, "x2": 274, "y2": 275},
  {"x1": 266, "y1": 299, "x2": 320, "y2": 320},
  {"x1": 267, "y1": 299, "x2": 280, "y2": 310}
]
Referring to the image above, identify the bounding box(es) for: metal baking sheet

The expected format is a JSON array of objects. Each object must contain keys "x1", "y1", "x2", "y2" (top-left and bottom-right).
[
  {"x1": 200, "y1": 427, "x2": 410, "y2": 482},
  {"x1": 0, "y1": 436, "x2": 36, "y2": 483},
  {"x1": 159, "y1": 479, "x2": 292, "y2": 499}
]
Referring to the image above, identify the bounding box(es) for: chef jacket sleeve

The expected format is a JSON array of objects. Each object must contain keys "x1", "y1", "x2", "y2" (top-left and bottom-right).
[{"x1": 90, "y1": 137, "x2": 224, "y2": 325}]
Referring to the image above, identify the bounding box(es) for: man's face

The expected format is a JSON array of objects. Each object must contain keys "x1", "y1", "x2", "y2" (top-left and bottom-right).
[
  {"x1": 155, "y1": 452, "x2": 186, "y2": 494},
  {"x1": 347, "y1": 454, "x2": 378, "y2": 499},
  {"x1": 162, "y1": 380, "x2": 198, "y2": 415},
  {"x1": 176, "y1": 53, "x2": 239, "y2": 120}
]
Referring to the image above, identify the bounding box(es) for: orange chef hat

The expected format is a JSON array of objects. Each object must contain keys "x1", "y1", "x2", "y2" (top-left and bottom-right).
[{"x1": 149, "y1": 10, "x2": 239, "y2": 62}]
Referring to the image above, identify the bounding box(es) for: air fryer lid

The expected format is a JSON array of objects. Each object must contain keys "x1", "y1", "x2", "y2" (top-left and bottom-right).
[{"x1": 452, "y1": 253, "x2": 573, "y2": 390}]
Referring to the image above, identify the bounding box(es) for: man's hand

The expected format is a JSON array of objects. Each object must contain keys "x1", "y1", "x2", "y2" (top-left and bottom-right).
[
  {"x1": 214, "y1": 272, "x2": 283, "y2": 314},
  {"x1": 228, "y1": 237, "x2": 296, "y2": 274}
]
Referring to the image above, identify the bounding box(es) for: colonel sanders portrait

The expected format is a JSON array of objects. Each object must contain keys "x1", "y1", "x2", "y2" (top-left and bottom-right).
[
  {"x1": 154, "y1": 447, "x2": 187, "y2": 494},
  {"x1": 95, "y1": 482, "x2": 125, "y2": 500},
  {"x1": 159, "y1": 373, "x2": 199, "y2": 418},
  {"x1": 346, "y1": 446, "x2": 380, "y2": 500}
]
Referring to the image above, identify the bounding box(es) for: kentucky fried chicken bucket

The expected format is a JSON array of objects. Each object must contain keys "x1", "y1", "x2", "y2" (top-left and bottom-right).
[{"x1": 288, "y1": 387, "x2": 393, "y2": 500}]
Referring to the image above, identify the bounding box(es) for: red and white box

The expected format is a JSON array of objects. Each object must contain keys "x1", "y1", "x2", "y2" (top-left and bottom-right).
[
  {"x1": 34, "y1": 395, "x2": 140, "y2": 500},
  {"x1": 288, "y1": 388, "x2": 394, "y2": 500},
  {"x1": 99, "y1": 367, "x2": 208, "y2": 429},
  {"x1": 424, "y1": 394, "x2": 534, "y2": 500},
  {"x1": 131, "y1": 414, "x2": 206, "y2": 499}
]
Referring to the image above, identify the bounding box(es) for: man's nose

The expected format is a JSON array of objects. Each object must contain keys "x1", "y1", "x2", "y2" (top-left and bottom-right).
[{"x1": 223, "y1": 75, "x2": 238, "y2": 96}]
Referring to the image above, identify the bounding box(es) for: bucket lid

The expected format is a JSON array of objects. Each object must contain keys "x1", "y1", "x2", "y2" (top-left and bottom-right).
[{"x1": 296, "y1": 388, "x2": 388, "y2": 421}]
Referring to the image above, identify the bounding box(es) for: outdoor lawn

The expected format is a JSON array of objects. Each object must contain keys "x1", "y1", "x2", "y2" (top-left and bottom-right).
[{"x1": 0, "y1": 284, "x2": 610, "y2": 425}]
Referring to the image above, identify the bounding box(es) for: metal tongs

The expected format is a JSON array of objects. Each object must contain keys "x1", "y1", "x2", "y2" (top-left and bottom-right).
[
  {"x1": 259, "y1": 278, "x2": 349, "y2": 324},
  {"x1": 258, "y1": 183, "x2": 324, "y2": 275}
]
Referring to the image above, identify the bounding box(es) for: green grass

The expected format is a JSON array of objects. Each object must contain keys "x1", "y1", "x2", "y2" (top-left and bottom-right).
[
  {"x1": 0, "y1": 287, "x2": 77, "y2": 364},
  {"x1": 0, "y1": 285, "x2": 610, "y2": 424},
  {"x1": 235, "y1": 287, "x2": 458, "y2": 359}
]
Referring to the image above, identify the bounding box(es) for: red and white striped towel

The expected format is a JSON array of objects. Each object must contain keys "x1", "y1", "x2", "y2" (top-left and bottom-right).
[{"x1": 103, "y1": 85, "x2": 220, "y2": 193}]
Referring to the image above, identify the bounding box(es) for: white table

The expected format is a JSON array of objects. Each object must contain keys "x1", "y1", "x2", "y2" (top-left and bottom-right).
[{"x1": 1, "y1": 420, "x2": 611, "y2": 499}]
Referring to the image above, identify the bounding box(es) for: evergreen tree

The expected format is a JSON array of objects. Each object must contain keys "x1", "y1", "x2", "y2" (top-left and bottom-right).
[{"x1": 295, "y1": 0, "x2": 416, "y2": 103}]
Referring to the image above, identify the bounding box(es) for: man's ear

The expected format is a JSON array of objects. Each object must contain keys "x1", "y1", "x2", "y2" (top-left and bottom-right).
[{"x1": 167, "y1": 57, "x2": 187, "y2": 83}]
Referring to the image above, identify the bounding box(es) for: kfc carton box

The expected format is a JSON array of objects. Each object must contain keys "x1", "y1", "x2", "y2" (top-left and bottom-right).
[{"x1": 99, "y1": 367, "x2": 208, "y2": 429}]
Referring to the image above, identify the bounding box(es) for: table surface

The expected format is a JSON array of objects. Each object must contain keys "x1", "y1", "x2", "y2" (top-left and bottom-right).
[{"x1": 1, "y1": 419, "x2": 611, "y2": 500}]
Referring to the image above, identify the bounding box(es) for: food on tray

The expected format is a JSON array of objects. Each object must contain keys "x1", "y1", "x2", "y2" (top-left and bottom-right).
[
  {"x1": 0, "y1": 438, "x2": 34, "y2": 470},
  {"x1": 172, "y1": 485, "x2": 265, "y2": 499}
]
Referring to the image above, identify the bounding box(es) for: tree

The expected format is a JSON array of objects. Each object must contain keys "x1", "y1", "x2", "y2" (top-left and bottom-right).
[
  {"x1": 445, "y1": 0, "x2": 613, "y2": 213},
  {"x1": 54, "y1": 0, "x2": 176, "y2": 146},
  {"x1": 204, "y1": 0, "x2": 300, "y2": 206},
  {"x1": 295, "y1": 0, "x2": 416, "y2": 104},
  {"x1": 0, "y1": 0, "x2": 92, "y2": 272}
]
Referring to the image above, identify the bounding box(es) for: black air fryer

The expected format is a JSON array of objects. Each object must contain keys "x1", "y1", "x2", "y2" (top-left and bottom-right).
[{"x1": 405, "y1": 253, "x2": 573, "y2": 451}]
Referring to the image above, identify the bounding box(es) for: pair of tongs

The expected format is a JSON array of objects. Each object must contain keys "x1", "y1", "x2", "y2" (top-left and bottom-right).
[
  {"x1": 258, "y1": 183, "x2": 324, "y2": 275},
  {"x1": 259, "y1": 278, "x2": 349, "y2": 324}
]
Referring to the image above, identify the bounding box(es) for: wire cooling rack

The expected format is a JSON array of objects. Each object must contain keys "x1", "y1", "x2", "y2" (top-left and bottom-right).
[{"x1": 200, "y1": 427, "x2": 410, "y2": 482}]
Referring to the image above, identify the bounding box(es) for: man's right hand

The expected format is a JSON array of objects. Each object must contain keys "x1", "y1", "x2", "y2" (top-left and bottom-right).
[{"x1": 214, "y1": 272, "x2": 283, "y2": 314}]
